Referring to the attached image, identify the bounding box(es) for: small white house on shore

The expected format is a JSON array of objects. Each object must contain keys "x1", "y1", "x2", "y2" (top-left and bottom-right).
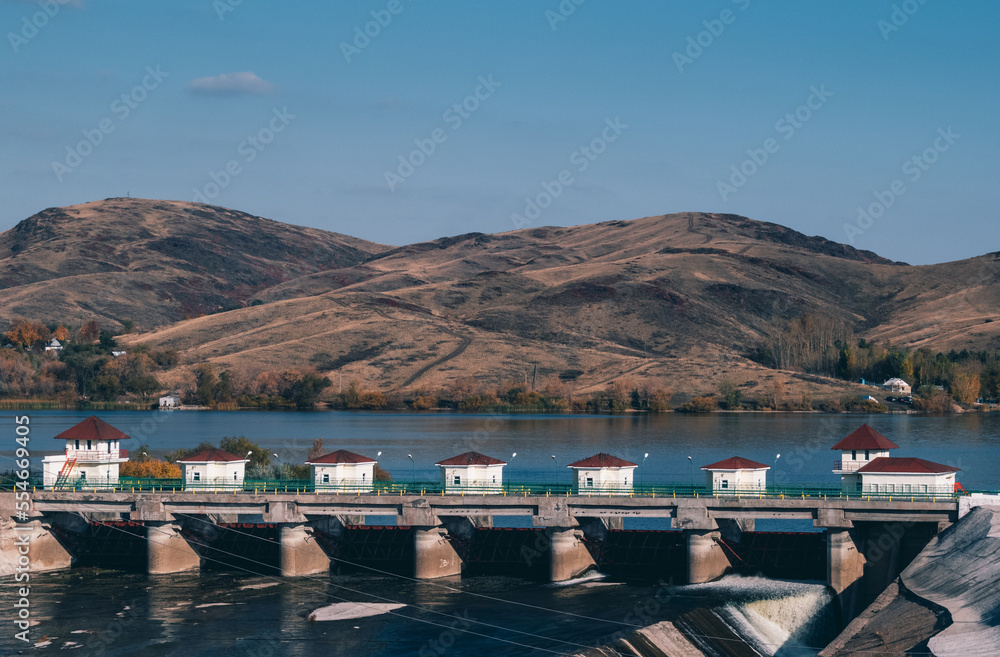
[
  {"x1": 701, "y1": 457, "x2": 771, "y2": 493},
  {"x1": 435, "y1": 452, "x2": 506, "y2": 493},
  {"x1": 855, "y1": 457, "x2": 959, "y2": 495},
  {"x1": 176, "y1": 448, "x2": 249, "y2": 489},
  {"x1": 44, "y1": 338, "x2": 63, "y2": 353},
  {"x1": 42, "y1": 416, "x2": 130, "y2": 489},
  {"x1": 567, "y1": 453, "x2": 637, "y2": 495},
  {"x1": 158, "y1": 393, "x2": 181, "y2": 408},
  {"x1": 882, "y1": 378, "x2": 912, "y2": 395},
  {"x1": 305, "y1": 450, "x2": 377, "y2": 492}
]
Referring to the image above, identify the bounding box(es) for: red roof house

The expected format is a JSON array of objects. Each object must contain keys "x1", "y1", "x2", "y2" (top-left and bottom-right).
[
  {"x1": 567, "y1": 453, "x2": 637, "y2": 494},
  {"x1": 435, "y1": 452, "x2": 507, "y2": 467},
  {"x1": 702, "y1": 456, "x2": 770, "y2": 492},
  {"x1": 857, "y1": 457, "x2": 959, "y2": 474},
  {"x1": 701, "y1": 456, "x2": 770, "y2": 471},
  {"x1": 176, "y1": 448, "x2": 246, "y2": 463},
  {"x1": 54, "y1": 416, "x2": 131, "y2": 442},
  {"x1": 306, "y1": 450, "x2": 377, "y2": 465},
  {"x1": 850, "y1": 456, "x2": 960, "y2": 495},
  {"x1": 307, "y1": 449, "x2": 378, "y2": 491},
  {"x1": 567, "y1": 453, "x2": 637, "y2": 469},
  {"x1": 436, "y1": 452, "x2": 506, "y2": 492},
  {"x1": 176, "y1": 448, "x2": 248, "y2": 489},
  {"x1": 831, "y1": 424, "x2": 899, "y2": 451}
]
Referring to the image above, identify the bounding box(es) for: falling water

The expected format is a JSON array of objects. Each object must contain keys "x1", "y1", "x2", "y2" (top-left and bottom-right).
[{"x1": 675, "y1": 575, "x2": 838, "y2": 656}]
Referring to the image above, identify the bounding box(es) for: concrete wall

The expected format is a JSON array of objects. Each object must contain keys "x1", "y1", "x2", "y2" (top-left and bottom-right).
[
  {"x1": 859, "y1": 472, "x2": 954, "y2": 495},
  {"x1": 440, "y1": 464, "x2": 504, "y2": 493},
  {"x1": 310, "y1": 462, "x2": 375, "y2": 492},
  {"x1": 571, "y1": 467, "x2": 635, "y2": 494},
  {"x1": 181, "y1": 461, "x2": 246, "y2": 488},
  {"x1": 705, "y1": 469, "x2": 767, "y2": 492}
]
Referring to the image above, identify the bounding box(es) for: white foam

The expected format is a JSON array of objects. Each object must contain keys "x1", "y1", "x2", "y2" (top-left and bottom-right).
[
  {"x1": 546, "y1": 571, "x2": 606, "y2": 588},
  {"x1": 195, "y1": 603, "x2": 237, "y2": 609},
  {"x1": 677, "y1": 575, "x2": 833, "y2": 656},
  {"x1": 239, "y1": 582, "x2": 280, "y2": 590},
  {"x1": 307, "y1": 602, "x2": 405, "y2": 621}
]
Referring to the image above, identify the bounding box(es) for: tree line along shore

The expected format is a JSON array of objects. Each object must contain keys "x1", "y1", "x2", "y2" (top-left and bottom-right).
[{"x1": 1, "y1": 315, "x2": 998, "y2": 413}]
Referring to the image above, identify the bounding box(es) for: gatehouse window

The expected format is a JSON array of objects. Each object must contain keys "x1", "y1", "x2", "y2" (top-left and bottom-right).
[
  {"x1": 193, "y1": 472, "x2": 201, "y2": 482},
  {"x1": 454, "y1": 475, "x2": 461, "y2": 486}
]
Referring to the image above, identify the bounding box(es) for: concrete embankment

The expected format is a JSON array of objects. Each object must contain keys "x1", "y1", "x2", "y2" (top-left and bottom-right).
[{"x1": 822, "y1": 506, "x2": 1000, "y2": 656}]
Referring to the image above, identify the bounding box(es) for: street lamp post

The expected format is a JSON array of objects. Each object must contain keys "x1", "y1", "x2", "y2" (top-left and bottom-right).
[
  {"x1": 687, "y1": 456, "x2": 693, "y2": 489},
  {"x1": 510, "y1": 452, "x2": 517, "y2": 492},
  {"x1": 407, "y1": 454, "x2": 414, "y2": 485},
  {"x1": 641, "y1": 453, "x2": 649, "y2": 488},
  {"x1": 773, "y1": 453, "x2": 781, "y2": 490}
]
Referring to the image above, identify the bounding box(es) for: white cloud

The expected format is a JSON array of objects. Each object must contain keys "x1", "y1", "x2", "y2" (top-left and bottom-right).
[{"x1": 186, "y1": 72, "x2": 275, "y2": 96}]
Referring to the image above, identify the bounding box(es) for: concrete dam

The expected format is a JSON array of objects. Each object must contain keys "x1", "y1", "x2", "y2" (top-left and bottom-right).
[{"x1": 1, "y1": 489, "x2": 958, "y2": 624}]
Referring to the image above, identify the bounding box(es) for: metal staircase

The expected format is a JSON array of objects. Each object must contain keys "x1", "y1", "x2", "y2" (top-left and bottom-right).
[{"x1": 54, "y1": 457, "x2": 77, "y2": 489}]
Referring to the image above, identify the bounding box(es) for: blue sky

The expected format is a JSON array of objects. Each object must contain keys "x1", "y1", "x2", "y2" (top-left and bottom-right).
[{"x1": 2, "y1": 0, "x2": 997, "y2": 264}]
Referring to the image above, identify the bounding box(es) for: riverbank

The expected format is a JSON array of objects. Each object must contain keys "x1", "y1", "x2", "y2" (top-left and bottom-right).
[{"x1": 2, "y1": 399, "x2": 993, "y2": 415}]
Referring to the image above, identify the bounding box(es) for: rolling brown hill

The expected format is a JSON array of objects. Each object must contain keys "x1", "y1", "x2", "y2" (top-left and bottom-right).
[
  {"x1": 2, "y1": 200, "x2": 998, "y2": 401},
  {"x1": 0, "y1": 198, "x2": 389, "y2": 329}
]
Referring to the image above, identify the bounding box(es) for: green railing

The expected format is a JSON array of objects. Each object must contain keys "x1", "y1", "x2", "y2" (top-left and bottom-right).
[{"x1": 0, "y1": 475, "x2": 970, "y2": 501}]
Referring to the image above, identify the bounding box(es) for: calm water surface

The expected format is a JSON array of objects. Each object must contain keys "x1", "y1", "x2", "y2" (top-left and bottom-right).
[{"x1": 3, "y1": 410, "x2": 998, "y2": 488}]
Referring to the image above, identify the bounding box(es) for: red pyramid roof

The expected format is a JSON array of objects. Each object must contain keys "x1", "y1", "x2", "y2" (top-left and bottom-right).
[
  {"x1": 53, "y1": 416, "x2": 131, "y2": 442},
  {"x1": 567, "y1": 453, "x2": 638, "y2": 469},
  {"x1": 701, "y1": 456, "x2": 770, "y2": 471},
  {"x1": 306, "y1": 450, "x2": 377, "y2": 465},
  {"x1": 435, "y1": 452, "x2": 506, "y2": 466},
  {"x1": 857, "y1": 457, "x2": 959, "y2": 474},
  {"x1": 176, "y1": 448, "x2": 246, "y2": 463},
  {"x1": 831, "y1": 424, "x2": 899, "y2": 451}
]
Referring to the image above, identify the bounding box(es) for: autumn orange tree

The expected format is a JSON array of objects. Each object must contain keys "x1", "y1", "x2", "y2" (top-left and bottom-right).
[
  {"x1": 5, "y1": 319, "x2": 49, "y2": 349},
  {"x1": 120, "y1": 459, "x2": 181, "y2": 478}
]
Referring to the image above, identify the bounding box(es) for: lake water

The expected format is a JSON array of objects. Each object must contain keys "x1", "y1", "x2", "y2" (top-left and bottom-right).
[
  {"x1": 1, "y1": 411, "x2": 996, "y2": 655},
  {"x1": 4, "y1": 410, "x2": 998, "y2": 489}
]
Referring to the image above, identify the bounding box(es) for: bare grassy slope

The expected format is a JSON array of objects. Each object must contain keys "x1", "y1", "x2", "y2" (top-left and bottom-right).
[
  {"x1": 122, "y1": 211, "x2": 999, "y2": 398},
  {"x1": 4, "y1": 199, "x2": 996, "y2": 398},
  {"x1": 0, "y1": 198, "x2": 389, "y2": 329}
]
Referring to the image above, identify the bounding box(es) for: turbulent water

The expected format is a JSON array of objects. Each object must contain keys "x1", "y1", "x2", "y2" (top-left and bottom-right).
[{"x1": 678, "y1": 576, "x2": 837, "y2": 656}]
